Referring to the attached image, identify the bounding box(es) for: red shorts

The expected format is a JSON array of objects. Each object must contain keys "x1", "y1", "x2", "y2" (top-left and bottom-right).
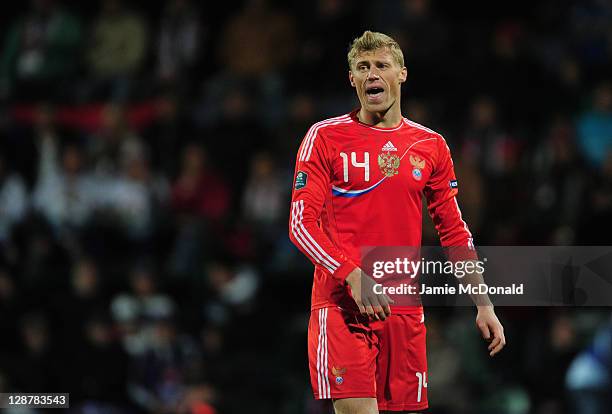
[{"x1": 308, "y1": 307, "x2": 428, "y2": 412}]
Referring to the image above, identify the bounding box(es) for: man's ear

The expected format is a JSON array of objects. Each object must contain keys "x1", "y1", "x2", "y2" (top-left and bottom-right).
[
  {"x1": 349, "y1": 71, "x2": 356, "y2": 87},
  {"x1": 399, "y1": 67, "x2": 407, "y2": 84}
]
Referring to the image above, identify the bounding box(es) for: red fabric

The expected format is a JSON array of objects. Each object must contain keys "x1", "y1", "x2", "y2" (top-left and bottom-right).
[
  {"x1": 308, "y1": 307, "x2": 428, "y2": 411},
  {"x1": 374, "y1": 312, "x2": 428, "y2": 411},
  {"x1": 289, "y1": 112, "x2": 475, "y2": 314}
]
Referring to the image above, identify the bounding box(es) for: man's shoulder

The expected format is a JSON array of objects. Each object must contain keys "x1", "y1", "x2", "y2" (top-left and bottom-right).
[
  {"x1": 402, "y1": 118, "x2": 444, "y2": 141},
  {"x1": 305, "y1": 113, "x2": 354, "y2": 136},
  {"x1": 297, "y1": 114, "x2": 353, "y2": 161}
]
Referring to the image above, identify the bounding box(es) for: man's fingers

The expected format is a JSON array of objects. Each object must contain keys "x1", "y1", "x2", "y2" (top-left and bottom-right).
[
  {"x1": 366, "y1": 304, "x2": 378, "y2": 320},
  {"x1": 357, "y1": 303, "x2": 367, "y2": 316},
  {"x1": 490, "y1": 339, "x2": 506, "y2": 356},
  {"x1": 382, "y1": 295, "x2": 394, "y2": 316},
  {"x1": 487, "y1": 326, "x2": 503, "y2": 349},
  {"x1": 489, "y1": 326, "x2": 506, "y2": 356},
  {"x1": 382, "y1": 303, "x2": 392, "y2": 317},
  {"x1": 354, "y1": 298, "x2": 367, "y2": 316},
  {"x1": 477, "y1": 322, "x2": 491, "y2": 341},
  {"x1": 372, "y1": 305, "x2": 386, "y2": 321},
  {"x1": 369, "y1": 296, "x2": 387, "y2": 320},
  {"x1": 362, "y1": 298, "x2": 377, "y2": 320},
  {"x1": 487, "y1": 336, "x2": 501, "y2": 351}
]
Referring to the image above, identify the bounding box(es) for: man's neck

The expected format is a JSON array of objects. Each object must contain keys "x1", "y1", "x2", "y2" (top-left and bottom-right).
[{"x1": 357, "y1": 106, "x2": 403, "y2": 128}]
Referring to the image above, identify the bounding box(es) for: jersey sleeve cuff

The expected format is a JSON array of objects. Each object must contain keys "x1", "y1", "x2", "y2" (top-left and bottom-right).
[{"x1": 332, "y1": 260, "x2": 358, "y2": 283}]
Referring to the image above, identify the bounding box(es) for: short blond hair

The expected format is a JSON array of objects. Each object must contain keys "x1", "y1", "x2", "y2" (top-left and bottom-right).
[{"x1": 347, "y1": 30, "x2": 404, "y2": 69}]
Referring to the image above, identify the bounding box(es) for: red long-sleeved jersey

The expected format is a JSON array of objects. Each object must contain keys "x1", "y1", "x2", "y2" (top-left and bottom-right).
[{"x1": 289, "y1": 110, "x2": 475, "y2": 314}]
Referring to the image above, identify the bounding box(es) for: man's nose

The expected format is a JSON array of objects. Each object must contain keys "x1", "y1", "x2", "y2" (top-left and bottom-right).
[{"x1": 367, "y1": 68, "x2": 381, "y2": 80}]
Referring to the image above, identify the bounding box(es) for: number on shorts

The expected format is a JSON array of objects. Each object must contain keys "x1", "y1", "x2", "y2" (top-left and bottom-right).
[{"x1": 415, "y1": 371, "x2": 428, "y2": 403}]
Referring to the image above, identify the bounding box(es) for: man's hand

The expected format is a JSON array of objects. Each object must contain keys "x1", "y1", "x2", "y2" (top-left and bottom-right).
[
  {"x1": 475, "y1": 306, "x2": 506, "y2": 357},
  {"x1": 345, "y1": 267, "x2": 394, "y2": 320}
]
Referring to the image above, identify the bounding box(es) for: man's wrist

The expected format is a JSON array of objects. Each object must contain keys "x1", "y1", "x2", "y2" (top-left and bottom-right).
[
  {"x1": 333, "y1": 261, "x2": 358, "y2": 284},
  {"x1": 344, "y1": 267, "x2": 361, "y2": 286}
]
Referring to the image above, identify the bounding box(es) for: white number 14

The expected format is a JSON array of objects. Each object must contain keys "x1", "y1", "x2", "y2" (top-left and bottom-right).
[{"x1": 339, "y1": 152, "x2": 370, "y2": 182}]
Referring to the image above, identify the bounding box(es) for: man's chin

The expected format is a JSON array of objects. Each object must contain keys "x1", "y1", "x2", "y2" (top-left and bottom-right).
[{"x1": 362, "y1": 102, "x2": 391, "y2": 114}]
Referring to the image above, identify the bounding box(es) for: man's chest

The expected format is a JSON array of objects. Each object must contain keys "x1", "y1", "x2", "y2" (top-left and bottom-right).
[{"x1": 327, "y1": 132, "x2": 438, "y2": 196}]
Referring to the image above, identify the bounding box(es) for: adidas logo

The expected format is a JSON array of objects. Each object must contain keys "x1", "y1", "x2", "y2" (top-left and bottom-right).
[{"x1": 382, "y1": 141, "x2": 397, "y2": 152}]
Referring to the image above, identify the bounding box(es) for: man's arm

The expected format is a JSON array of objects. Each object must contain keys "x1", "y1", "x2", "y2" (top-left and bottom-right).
[
  {"x1": 288, "y1": 127, "x2": 393, "y2": 320},
  {"x1": 424, "y1": 135, "x2": 506, "y2": 356},
  {"x1": 288, "y1": 130, "x2": 356, "y2": 279}
]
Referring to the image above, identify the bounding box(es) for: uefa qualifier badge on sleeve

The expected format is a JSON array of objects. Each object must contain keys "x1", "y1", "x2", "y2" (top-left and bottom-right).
[{"x1": 295, "y1": 171, "x2": 308, "y2": 189}]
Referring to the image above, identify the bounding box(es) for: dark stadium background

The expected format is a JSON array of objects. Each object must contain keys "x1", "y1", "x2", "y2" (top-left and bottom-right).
[{"x1": 0, "y1": 0, "x2": 611, "y2": 413}]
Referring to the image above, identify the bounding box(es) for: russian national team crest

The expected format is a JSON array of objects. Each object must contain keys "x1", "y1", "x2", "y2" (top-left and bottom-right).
[
  {"x1": 378, "y1": 141, "x2": 400, "y2": 177},
  {"x1": 332, "y1": 366, "x2": 346, "y2": 385},
  {"x1": 410, "y1": 155, "x2": 425, "y2": 181}
]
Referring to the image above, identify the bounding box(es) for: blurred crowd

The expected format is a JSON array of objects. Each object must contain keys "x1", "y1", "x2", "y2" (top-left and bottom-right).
[{"x1": 0, "y1": 0, "x2": 611, "y2": 413}]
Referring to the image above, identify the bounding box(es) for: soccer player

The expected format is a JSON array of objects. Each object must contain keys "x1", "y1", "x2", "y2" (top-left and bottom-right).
[{"x1": 288, "y1": 31, "x2": 506, "y2": 413}]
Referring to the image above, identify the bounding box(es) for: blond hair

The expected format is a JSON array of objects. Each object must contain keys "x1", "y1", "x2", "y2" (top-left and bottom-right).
[{"x1": 347, "y1": 30, "x2": 404, "y2": 69}]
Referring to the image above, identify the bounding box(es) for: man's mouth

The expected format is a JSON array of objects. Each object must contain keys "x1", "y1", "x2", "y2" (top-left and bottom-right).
[{"x1": 365, "y1": 87, "x2": 385, "y2": 103}]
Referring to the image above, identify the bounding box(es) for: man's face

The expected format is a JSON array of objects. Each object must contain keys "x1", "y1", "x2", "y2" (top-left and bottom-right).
[{"x1": 349, "y1": 48, "x2": 407, "y2": 114}]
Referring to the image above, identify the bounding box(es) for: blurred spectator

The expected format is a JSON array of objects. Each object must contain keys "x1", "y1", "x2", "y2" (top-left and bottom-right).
[
  {"x1": 201, "y1": 88, "x2": 269, "y2": 188},
  {"x1": 569, "y1": 0, "x2": 612, "y2": 65},
  {"x1": 12, "y1": 212, "x2": 69, "y2": 288},
  {"x1": 218, "y1": 0, "x2": 295, "y2": 78},
  {"x1": 53, "y1": 258, "x2": 108, "y2": 351},
  {"x1": 292, "y1": 0, "x2": 359, "y2": 93},
  {"x1": 102, "y1": 148, "x2": 169, "y2": 239},
  {"x1": 204, "y1": 0, "x2": 296, "y2": 125},
  {"x1": 462, "y1": 97, "x2": 521, "y2": 177},
  {"x1": 582, "y1": 151, "x2": 612, "y2": 243},
  {"x1": 71, "y1": 313, "x2": 129, "y2": 408},
  {"x1": 88, "y1": 103, "x2": 145, "y2": 178},
  {"x1": 111, "y1": 264, "x2": 175, "y2": 355},
  {"x1": 526, "y1": 313, "x2": 579, "y2": 413},
  {"x1": 1, "y1": 313, "x2": 61, "y2": 393},
  {"x1": 171, "y1": 144, "x2": 229, "y2": 222},
  {"x1": 530, "y1": 117, "x2": 586, "y2": 243},
  {"x1": 566, "y1": 317, "x2": 612, "y2": 414},
  {"x1": 242, "y1": 152, "x2": 284, "y2": 227},
  {"x1": 87, "y1": 0, "x2": 148, "y2": 101},
  {"x1": 576, "y1": 82, "x2": 612, "y2": 170},
  {"x1": 169, "y1": 144, "x2": 230, "y2": 275},
  {"x1": 143, "y1": 94, "x2": 193, "y2": 177},
  {"x1": 0, "y1": 0, "x2": 81, "y2": 100},
  {"x1": 32, "y1": 107, "x2": 97, "y2": 231},
  {"x1": 157, "y1": 0, "x2": 202, "y2": 87},
  {"x1": 461, "y1": 97, "x2": 523, "y2": 242},
  {"x1": 203, "y1": 261, "x2": 258, "y2": 326},
  {"x1": 129, "y1": 317, "x2": 203, "y2": 413},
  {"x1": 0, "y1": 155, "x2": 27, "y2": 243},
  {"x1": 425, "y1": 315, "x2": 468, "y2": 413}
]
